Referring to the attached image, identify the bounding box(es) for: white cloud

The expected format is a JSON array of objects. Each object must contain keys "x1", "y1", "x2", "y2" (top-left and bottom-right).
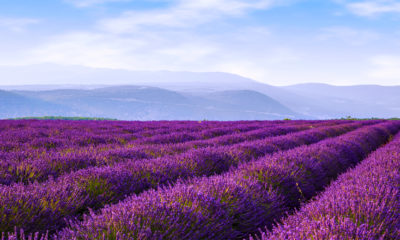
[
  {"x1": 29, "y1": 32, "x2": 148, "y2": 69},
  {"x1": 337, "y1": 0, "x2": 400, "y2": 16},
  {"x1": 27, "y1": 24, "x2": 300, "y2": 84},
  {"x1": 0, "y1": 17, "x2": 40, "y2": 32},
  {"x1": 178, "y1": 0, "x2": 278, "y2": 14},
  {"x1": 98, "y1": 0, "x2": 279, "y2": 33},
  {"x1": 369, "y1": 55, "x2": 400, "y2": 80},
  {"x1": 317, "y1": 26, "x2": 380, "y2": 45},
  {"x1": 2, "y1": 0, "x2": 400, "y2": 87},
  {"x1": 27, "y1": 0, "x2": 298, "y2": 82},
  {"x1": 28, "y1": 30, "x2": 217, "y2": 70},
  {"x1": 65, "y1": 0, "x2": 130, "y2": 8}
]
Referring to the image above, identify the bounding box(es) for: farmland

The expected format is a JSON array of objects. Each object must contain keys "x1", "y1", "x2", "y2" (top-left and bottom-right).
[{"x1": 0, "y1": 119, "x2": 399, "y2": 240}]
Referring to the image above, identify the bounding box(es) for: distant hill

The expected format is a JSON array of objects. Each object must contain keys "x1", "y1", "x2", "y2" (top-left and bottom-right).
[
  {"x1": 9, "y1": 86, "x2": 302, "y2": 120},
  {"x1": 0, "y1": 64, "x2": 399, "y2": 120},
  {"x1": 0, "y1": 90, "x2": 73, "y2": 118},
  {"x1": 282, "y1": 83, "x2": 400, "y2": 119},
  {"x1": 0, "y1": 64, "x2": 261, "y2": 91},
  {"x1": 202, "y1": 90, "x2": 297, "y2": 117},
  {"x1": 16, "y1": 86, "x2": 197, "y2": 120}
]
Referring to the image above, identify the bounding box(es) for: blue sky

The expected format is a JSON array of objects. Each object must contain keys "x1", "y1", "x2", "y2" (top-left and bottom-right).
[{"x1": 0, "y1": 0, "x2": 400, "y2": 86}]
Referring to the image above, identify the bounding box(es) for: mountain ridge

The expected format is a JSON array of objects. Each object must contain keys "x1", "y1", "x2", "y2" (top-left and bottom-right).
[
  {"x1": 0, "y1": 64, "x2": 399, "y2": 120},
  {"x1": 7, "y1": 87, "x2": 302, "y2": 120}
]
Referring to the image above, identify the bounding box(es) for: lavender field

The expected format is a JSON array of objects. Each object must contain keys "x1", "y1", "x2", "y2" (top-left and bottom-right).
[{"x1": 0, "y1": 119, "x2": 399, "y2": 240}]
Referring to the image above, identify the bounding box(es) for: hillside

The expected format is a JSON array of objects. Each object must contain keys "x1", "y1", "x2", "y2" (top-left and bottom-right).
[
  {"x1": 10, "y1": 86, "x2": 301, "y2": 120},
  {"x1": 1, "y1": 65, "x2": 399, "y2": 119},
  {"x1": 0, "y1": 90, "x2": 73, "y2": 118}
]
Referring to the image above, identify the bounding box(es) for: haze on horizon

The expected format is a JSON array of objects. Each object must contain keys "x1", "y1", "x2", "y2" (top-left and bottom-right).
[{"x1": 1, "y1": 0, "x2": 400, "y2": 86}]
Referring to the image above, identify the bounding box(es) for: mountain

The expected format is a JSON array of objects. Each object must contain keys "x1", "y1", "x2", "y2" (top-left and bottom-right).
[
  {"x1": 0, "y1": 64, "x2": 320, "y2": 118},
  {"x1": 282, "y1": 83, "x2": 400, "y2": 118},
  {"x1": 201, "y1": 90, "x2": 297, "y2": 117},
  {"x1": 11, "y1": 86, "x2": 301, "y2": 120},
  {"x1": 0, "y1": 64, "x2": 261, "y2": 91},
  {"x1": 0, "y1": 90, "x2": 72, "y2": 118},
  {"x1": 15, "y1": 86, "x2": 197, "y2": 120},
  {"x1": 0, "y1": 64, "x2": 399, "y2": 119}
]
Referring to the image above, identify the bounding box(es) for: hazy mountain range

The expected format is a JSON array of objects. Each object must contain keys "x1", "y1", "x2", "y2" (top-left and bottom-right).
[{"x1": 0, "y1": 64, "x2": 399, "y2": 120}]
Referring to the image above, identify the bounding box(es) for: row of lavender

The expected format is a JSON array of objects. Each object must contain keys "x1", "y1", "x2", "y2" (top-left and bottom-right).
[
  {"x1": 0, "y1": 121, "x2": 368, "y2": 236},
  {"x1": 254, "y1": 128, "x2": 400, "y2": 239},
  {"x1": 52, "y1": 121, "x2": 399, "y2": 239},
  {"x1": 0, "y1": 120, "x2": 339, "y2": 185},
  {"x1": 0, "y1": 121, "x2": 243, "y2": 157},
  {"x1": 0, "y1": 120, "x2": 301, "y2": 151}
]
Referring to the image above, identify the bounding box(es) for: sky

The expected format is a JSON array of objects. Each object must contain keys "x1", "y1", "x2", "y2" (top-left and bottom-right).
[{"x1": 0, "y1": 0, "x2": 400, "y2": 86}]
